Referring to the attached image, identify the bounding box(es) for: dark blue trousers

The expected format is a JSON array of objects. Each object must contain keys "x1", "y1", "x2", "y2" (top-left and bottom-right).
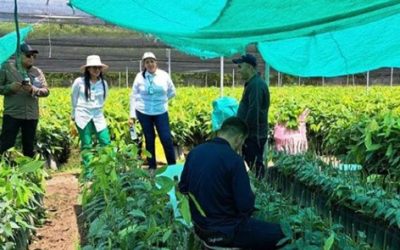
[
  {"x1": 196, "y1": 218, "x2": 284, "y2": 250},
  {"x1": 243, "y1": 136, "x2": 267, "y2": 178},
  {"x1": 232, "y1": 218, "x2": 284, "y2": 249},
  {"x1": 136, "y1": 110, "x2": 176, "y2": 169}
]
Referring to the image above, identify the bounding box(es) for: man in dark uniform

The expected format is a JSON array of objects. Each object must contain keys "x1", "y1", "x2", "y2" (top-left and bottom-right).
[
  {"x1": 0, "y1": 43, "x2": 49, "y2": 157},
  {"x1": 233, "y1": 53, "x2": 269, "y2": 178},
  {"x1": 179, "y1": 117, "x2": 283, "y2": 249}
]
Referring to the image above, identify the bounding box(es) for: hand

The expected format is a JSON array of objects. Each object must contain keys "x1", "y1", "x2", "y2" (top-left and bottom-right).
[
  {"x1": 128, "y1": 118, "x2": 136, "y2": 127},
  {"x1": 21, "y1": 84, "x2": 33, "y2": 94},
  {"x1": 9, "y1": 82, "x2": 23, "y2": 93}
]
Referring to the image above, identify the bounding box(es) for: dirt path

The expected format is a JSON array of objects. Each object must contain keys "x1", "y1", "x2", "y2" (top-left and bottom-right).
[{"x1": 29, "y1": 172, "x2": 83, "y2": 250}]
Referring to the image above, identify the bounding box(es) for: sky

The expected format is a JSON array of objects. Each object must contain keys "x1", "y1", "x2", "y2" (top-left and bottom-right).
[{"x1": 0, "y1": 0, "x2": 91, "y2": 22}]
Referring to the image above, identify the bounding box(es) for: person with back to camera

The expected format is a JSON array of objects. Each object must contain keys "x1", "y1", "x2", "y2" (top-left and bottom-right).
[
  {"x1": 71, "y1": 55, "x2": 111, "y2": 177},
  {"x1": 129, "y1": 52, "x2": 176, "y2": 173},
  {"x1": 233, "y1": 53, "x2": 270, "y2": 179},
  {"x1": 0, "y1": 43, "x2": 49, "y2": 157},
  {"x1": 179, "y1": 117, "x2": 284, "y2": 249}
]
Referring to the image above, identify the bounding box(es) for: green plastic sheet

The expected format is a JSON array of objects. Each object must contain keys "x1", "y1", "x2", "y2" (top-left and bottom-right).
[
  {"x1": 69, "y1": 0, "x2": 400, "y2": 76},
  {"x1": 0, "y1": 26, "x2": 32, "y2": 66}
]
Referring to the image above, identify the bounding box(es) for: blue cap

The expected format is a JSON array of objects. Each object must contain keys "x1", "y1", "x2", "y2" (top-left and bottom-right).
[
  {"x1": 232, "y1": 53, "x2": 257, "y2": 67},
  {"x1": 20, "y1": 43, "x2": 38, "y2": 55}
]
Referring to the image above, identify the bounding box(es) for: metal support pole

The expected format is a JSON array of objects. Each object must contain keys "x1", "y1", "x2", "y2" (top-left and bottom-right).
[
  {"x1": 232, "y1": 68, "x2": 235, "y2": 87},
  {"x1": 390, "y1": 67, "x2": 394, "y2": 87},
  {"x1": 277, "y1": 72, "x2": 281, "y2": 86},
  {"x1": 265, "y1": 63, "x2": 270, "y2": 86},
  {"x1": 126, "y1": 66, "x2": 129, "y2": 88},
  {"x1": 166, "y1": 48, "x2": 171, "y2": 75},
  {"x1": 220, "y1": 56, "x2": 224, "y2": 97}
]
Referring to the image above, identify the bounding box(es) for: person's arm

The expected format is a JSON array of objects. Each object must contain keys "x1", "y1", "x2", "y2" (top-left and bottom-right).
[
  {"x1": 71, "y1": 79, "x2": 80, "y2": 120},
  {"x1": 232, "y1": 158, "x2": 255, "y2": 216},
  {"x1": 31, "y1": 68, "x2": 49, "y2": 97},
  {"x1": 178, "y1": 153, "x2": 192, "y2": 195},
  {"x1": 166, "y1": 73, "x2": 176, "y2": 100},
  {"x1": 0, "y1": 63, "x2": 22, "y2": 95},
  {"x1": 104, "y1": 80, "x2": 109, "y2": 101}
]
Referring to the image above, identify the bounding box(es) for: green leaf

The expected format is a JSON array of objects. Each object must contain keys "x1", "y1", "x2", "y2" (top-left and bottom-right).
[
  {"x1": 179, "y1": 197, "x2": 191, "y2": 225},
  {"x1": 129, "y1": 209, "x2": 146, "y2": 219},
  {"x1": 385, "y1": 143, "x2": 393, "y2": 158},
  {"x1": 188, "y1": 192, "x2": 206, "y2": 217},
  {"x1": 280, "y1": 220, "x2": 293, "y2": 238},
  {"x1": 162, "y1": 229, "x2": 172, "y2": 243},
  {"x1": 323, "y1": 232, "x2": 335, "y2": 250},
  {"x1": 19, "y1": 160, "x2": 44, "y2": 174},
  {"x1": 368, "y1": 119, "x2": 380, "y2": 132}
]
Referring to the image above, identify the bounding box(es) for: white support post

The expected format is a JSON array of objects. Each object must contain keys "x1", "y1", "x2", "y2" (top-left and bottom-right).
[
  {"x1": 322, "y1": 77, "x2": 325, "y2": 86},
  {"x1": 220, "y1": 56, "x2": 224, "y2": 97},
  {"x1": 232, "y1": 68, "x2": 235, "y2": 87},
  {"x1": 366, "y1": 71, "x2": 370, "y2": 90},
  {"x1": 265, "y1": 63, "x2": 270, "y2": 86},
  {"x1": 278, "y1": 72, "x2": 281, "y2": 86},
  {"x1": 139, "y1": 60, "x2": 142, "y2": 72},
  {"x1": 166, "y1": 48, "x2": 171, "y2": 75},
  {"x1": 126, "y1": 66, "x2": 129, "y2": 88},
  {"x1": 390, "y1": 67, "x2": 394, "y2": 87},
  {"x1": 118, "y1": 72, "x2": 121, "y2": 88}
]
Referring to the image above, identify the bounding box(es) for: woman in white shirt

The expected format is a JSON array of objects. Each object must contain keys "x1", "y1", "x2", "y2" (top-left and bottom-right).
[
  {"x1": 71, "y1": 55, "x2": 110, "y2": 173},
  {"x1": 129, "y1": 52, "x2": 176, "y2": 171}
]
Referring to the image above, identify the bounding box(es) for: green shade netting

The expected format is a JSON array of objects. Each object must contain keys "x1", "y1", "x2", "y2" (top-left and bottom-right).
[
  {"x1": 0, "y1": 26, "x2": 32, "y2": 66},
  {"x1": 69, "y1": 0, "x2": 400, "y2": 76}
]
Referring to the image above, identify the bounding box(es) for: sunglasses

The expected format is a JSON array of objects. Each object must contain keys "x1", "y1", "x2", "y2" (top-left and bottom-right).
[
  {"x1": 89, "y1": 66, "x2": 102, "y2": 70},
  {"x1": 24, "y1": 54, "x2": 36, "y2": 59}
]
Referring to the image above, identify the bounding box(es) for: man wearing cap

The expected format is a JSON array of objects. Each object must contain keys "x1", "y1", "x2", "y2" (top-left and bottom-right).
[
  {"x1": 0, "y1": 43, "x2": 49, "y2": 157},
  {"x1": 179, "y1": 117, "x2": 284, "y2": 249},
  {"x1": 233, "y1": 53, "x2": 269, "y2": 178}
]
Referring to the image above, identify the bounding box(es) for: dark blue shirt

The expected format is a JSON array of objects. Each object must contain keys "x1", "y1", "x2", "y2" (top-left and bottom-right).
[{"x1": 179, "y1": 137, "x2": 255, "y2": 237}]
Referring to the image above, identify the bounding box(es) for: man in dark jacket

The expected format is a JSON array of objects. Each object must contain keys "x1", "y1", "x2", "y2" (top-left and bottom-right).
[
  {"x1": 0, "y1": 43, "x2": 49, "y2": 157},
  {"x1": 179, "y1": 117, "x2": 283, "y2": 249},
  {"x1": 233, "y1": 53, "x2": 269, "y2": 178}
]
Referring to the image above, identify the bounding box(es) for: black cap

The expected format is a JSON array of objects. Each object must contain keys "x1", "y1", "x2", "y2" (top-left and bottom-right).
[
  {"x1": 232, "y1": 53, "x2": 257, "y2": 67},
  {"x1": 20, "y1": 43, "x2": 39, "y2": 55}
]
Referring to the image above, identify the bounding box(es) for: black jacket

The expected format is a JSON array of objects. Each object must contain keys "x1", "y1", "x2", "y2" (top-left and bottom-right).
[{"x1": 237, "y1": 74, "x2": 269, "y2": 138}]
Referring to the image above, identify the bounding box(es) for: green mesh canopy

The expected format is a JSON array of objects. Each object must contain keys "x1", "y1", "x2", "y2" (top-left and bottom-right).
[
  {"x1": 69, "y1": 0, "x2": 400, "y2": 76},
  {"x1": 0, "y1": 26, "x2": 32, "y2": 66}
]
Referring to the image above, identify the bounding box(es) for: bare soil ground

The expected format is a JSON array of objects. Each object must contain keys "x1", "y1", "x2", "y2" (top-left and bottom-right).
[{"x1": 29, "y1": 172, "x2": 83, "y2": 250}]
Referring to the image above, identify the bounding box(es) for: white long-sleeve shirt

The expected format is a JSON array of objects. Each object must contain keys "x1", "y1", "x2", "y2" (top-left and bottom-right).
[
  {"x1": 129, "y1": 69, "x2": 176, "y2": 118},
  {"x1": 71, "y1": 77, "x2": 108, "y2": 132}
]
